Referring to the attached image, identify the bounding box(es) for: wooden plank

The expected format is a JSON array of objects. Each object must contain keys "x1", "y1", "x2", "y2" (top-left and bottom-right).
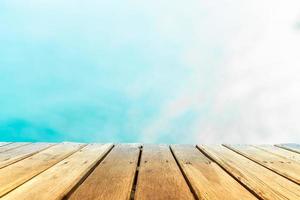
[
  {"x1": 1, "y1": 143, "x2": 113, "y2": 200},
  {"x1": 199, "y1": 145, "x2": 300, "y2": 200},
  {"x1": 225, "y1": 144, "x2": 300, "y2": 184},
  {"x1": 0, "y1": 143, "x2": 55, "y2": 169},
  {"x1": 171, "y1": 145, "x2": 256, "y2": 200},
  {"x1": 0, "y1": 143, "x2": 11, "y2": 147},
  {"x1": 0, "y1": 143, "x2": 29, "y2": 153},
  {"x1": 0, "y1": 142, "x2": 84, "y2": 197},
  {"x1": 69, "y1": 144, "x2": 140, "y2": 200},
  {"x1": 275, "y1": 144, "x2": 300, "y2": 154},
  {"x1": 254, "y1": 145, "x2": 300, "y2": 163},
  {"x1": 134, "y1": 144, "x2": 194, "y2": 200}
]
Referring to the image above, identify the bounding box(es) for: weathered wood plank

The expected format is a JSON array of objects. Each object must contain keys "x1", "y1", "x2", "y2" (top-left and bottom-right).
[
  {"x1": 0, "y1": 143, "x2": 29, "y2": 153},
  {"x1": 0, "y1": 142, "x2": 84, "y2": 197},
  {"x1": 0, "y1": 143, "x2": 54, "y2": 169},
  {"x1": 135, "y1": 144, "x2": 194, "y2": 200},
  {"x1": 1, "y1": 143, "x2": 113, "y2": 200},
  {"x1": 255, "y1": 145, "x2": 300, "y2": 163},
  {"x1": 275, "y1": 144, "x2": 300, "y2": 154},
  {"x1": 199, "y1": 145, "x2": 300, "y2": 200},
  {"x1": 225, "y1": 144, "x2": 300, "y2": 184},
  {"x1": 0, "y1": 143, "x2": 11, "y2": 147},
  {"x1": 171, "y1": 145, "x2": 256, "y2": 200},
  {"x1": 69, "y1": 144, "x2": 140, "y2": 200}
]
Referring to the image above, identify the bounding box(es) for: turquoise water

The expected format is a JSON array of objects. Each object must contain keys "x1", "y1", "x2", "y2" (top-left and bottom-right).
[
  {"x1": 0, "y1": 0, "x2": 222, "y2": 143},
  {"x1": 4, "y1": 1, "x2": 296, "y2": 144}
]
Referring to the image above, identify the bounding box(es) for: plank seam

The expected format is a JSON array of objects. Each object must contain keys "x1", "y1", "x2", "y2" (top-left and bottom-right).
[
  {"x1": 251, "y1": 145, "x2": 292, "y2": 159},
  {"x1": 274, "y1": 145, "x2": 300, "y2": 155},
  {"x1": 169, "y1": 146, "x2": 199, "y2": 200},
  {"x1": 63, "y1": 144, "x2": 115, "y2": 200},
  {"x1": 0, "y1": 143, "x2": 32, "y2": 153},
  {"x1": 196, "y1": 145, "x2": 263, "y2": 200},
  {"x1": 222, "y1": 144, "x2": 300, "y2": 185},
  {"x1": 130, "y1": 145, "x2": 143, "y2": 200},
  {"x1": 0, "y1": 143, "x2": 12, "y2": 147},
  {"x1": 0, "y1": 143, "x2": 58, "y2": 169},
  {"x1": 0, "y1": 143, "x2": 89, "y2": 198}
]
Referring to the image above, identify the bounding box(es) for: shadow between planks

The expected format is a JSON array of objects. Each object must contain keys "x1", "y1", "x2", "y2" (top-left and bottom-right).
[{"x1": 0, "y1": 142, "x2": 299, "y2": 200}]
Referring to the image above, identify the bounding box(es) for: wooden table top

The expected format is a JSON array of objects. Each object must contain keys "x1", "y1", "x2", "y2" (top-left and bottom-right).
[{"x1": 0, "y1": 142, "x2": 299, "y2": 200}]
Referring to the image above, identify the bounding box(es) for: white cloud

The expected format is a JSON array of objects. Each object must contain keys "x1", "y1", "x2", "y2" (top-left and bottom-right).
[
  {"x1": 1, "y1": 0, "x2": 300, "y2": 143},
  {"x1": 142, "y1": 0, "x2": 300, "y2": 143}
]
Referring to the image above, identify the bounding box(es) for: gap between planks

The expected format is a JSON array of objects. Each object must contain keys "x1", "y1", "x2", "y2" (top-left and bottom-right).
[
  {"x1": 2, "y1": 143, "x2": 299, "y2": 200},
  {"x1": 0, "y1": 143, "x2": 12, "y2": 148},
  {"x1": 130, "y1": 145, "x2": 143, "y2": 200},
  {"x1": 198, "y1": 145, "x2": 300, "y2": 199},
  {"x1": 0, "y1": 143, "x2": 87, "y2": 197},
  {"x1": 134, "y1": 144, "x2": 195, "y2": 200},
  {"x1": 223, "y1": 144, "x2": 300, "y2": 185},
  {"x1": 169, "y1": 146, "x2": 199, "y2": 200},
  {"x1": 275, "y1": 144, "x2": 300, "y2": 155},
  {"x1": 195, "y1": 145, "x2": 264, "y2": 200},
  {"x1": 63, "y1": 144, "x2": 116, "y2": 199},
  {"x1": 2, "y1": 144, "x2": 114, "y2": 200},
  {"x1": 67, "y1": 144, "x2": 196, "y2": 200},
  {"x1": 0, "y1": 143, "x2": 56, "y2": 169},
  {"x1": 67, "y1": 144, "x2": 140, "y2": 200},
  {"x1": 0, "y1": 143, "x2": 31, "y2": 153}
]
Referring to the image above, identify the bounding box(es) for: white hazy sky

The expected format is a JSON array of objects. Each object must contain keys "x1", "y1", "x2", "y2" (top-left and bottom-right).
[
  {"x1": 0, "y1": 0, "x2": 300, "y2": 143},
  {"x1": 135, "y1": 0, "x2": 300, "y2": 143}
]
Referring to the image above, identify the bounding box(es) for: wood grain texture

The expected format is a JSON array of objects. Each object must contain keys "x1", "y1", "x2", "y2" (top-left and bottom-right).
[
  {"x1": 0, "y1": 142, "x2": 84, "y2": 197},
  {"x1": 69, "y1": 144, "x2": 140, "y2": 200},
  {"x1": 1, "y1": 143, "x2": 113, "y2": 200},
  {"x1": 199, "y1": 145, "x2": 300, "y2": 200},
  {"x1": 275, "y1": 144, "x2": 300, "y2": 154},
  {"x1": 0, "y1": 142, "x2": 299, "y2": 199},
  {"x1": 0, "y1": 143, "x2": 29, "y2": 153},
  {"x1": 225, "y1": 144, "x2": 300, "y2": 184},
  {"x1": 135, "y1": 144, "x2": 194, "y2": 200},
  {"x1": 0, "y1": 143, "x2": 11, "y2": 147},
  {"x1": 0, "y1": 143, "x2": 54, "y2": 169},
  {"x1": 171, "y1": 145, "x2": 256, "y2": 200},
  {"x1": 254, "y1": 145, "x2": 300, "y2": 163}
]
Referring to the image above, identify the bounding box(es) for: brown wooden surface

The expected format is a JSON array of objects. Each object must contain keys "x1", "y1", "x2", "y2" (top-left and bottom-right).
[
  {"x1": 69, "y1": 144, "x2": 140, "y2": 200},
  {"x1": 0, "y1": 143, "x2": 54, "y2": 169},
  {"x1": 275, "y1": 144, "x2": 300, "y2": 154},
  {"x1": 0, "y1": 143, "x2": 84, "y2": 197},
  {"x1": 0, "y1": 142, "x2": 29, "y2": 153},
  {"x1": 225, "y1": 144, "x2": 300, "y2": 184},
  {"x1": 2, "y1": 143, "x2": 113, "y2": 200},
  {"x1": 255, "y1": 145, "x2": 300, "y2": 163},
  {"x1": 0, "y1": 143, "x2": 11, "y2": 147},
  {"x1": 135, "y1": 144, "x2": 194, "y2": 200},
  {"x1": 199, "y1": 145, "x2": 300, "y2": 200},
  {"x1": 0, "y1": 142, "x2": 300, "y2": 200},
  {"x1": 171, "y1": 145, "x2": 256, "y2": 200}
]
